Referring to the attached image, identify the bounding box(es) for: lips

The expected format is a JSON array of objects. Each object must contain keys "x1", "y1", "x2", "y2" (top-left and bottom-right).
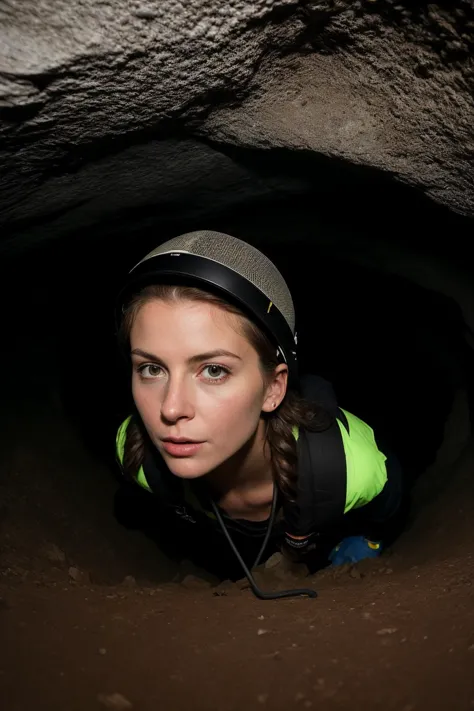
[
  {"x1": 163, "y1": 438, "x2": 201, "y2": 444},
  {"x1": 161, "y1": 438, "x2": 204, "y2": 458}
]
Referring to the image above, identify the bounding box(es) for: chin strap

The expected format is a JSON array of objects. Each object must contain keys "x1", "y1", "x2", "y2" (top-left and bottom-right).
[{"x1": 210, "y1": 484, "x2": 318, "y2": 600}]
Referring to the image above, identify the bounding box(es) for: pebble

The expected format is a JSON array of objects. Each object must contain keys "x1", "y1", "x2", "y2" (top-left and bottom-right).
[
  {"x1": 377, "y1": 628, "x2": 398, "y2": 636},
  {"x1": 97, "y1": 693, "x2": 133, "y2": 710},
  {"x1": 99, "y1": 648, "x2": 107, "y2": 655},
  {"x1": 265, "y1": 552, "x2": 283, "y2": 570},
  {"x1": 68, "y1": 567, "x2": 88, "y2": 583},
  {"x1": 42, "y1": 543, "x2": 66, "y2": 564},
  {"x1": 257, "y1": 628, "x2": 269, "y2": 636},
  {"x1": 180, "y1": 575, "x2": 211, "y2": 590},
  {"x1": 257, "y1": 693, "x2": 268, "y2": 704}
]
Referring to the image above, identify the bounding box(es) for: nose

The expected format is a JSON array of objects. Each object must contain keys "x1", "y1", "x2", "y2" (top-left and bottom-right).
[{"x1": 160, "y1": 374, "x2": 194, "y2": 424}]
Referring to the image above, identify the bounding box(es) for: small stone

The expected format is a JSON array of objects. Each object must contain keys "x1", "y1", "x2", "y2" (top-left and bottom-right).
[
  {"x1": 258, "y1": 615, "x2": 265, "y2": 620},
  {"x1": 468, "y1": 644, "x2": 474, "y2": 651},
  {"x1": 99, "y1": 648, "x2": 107, "y2": 655},
  {"x1": 122, "y1": 576, "x2": 137, "y2": 588},
  {"x1": 257, "y1": 628, "x2": 269, "y2": 636},
  {"x1": 180, "y1": 574, "x2": 211, "y2": 590},
  {"x1": 68, "y1": 566, "x2": 87, "y2": 583},
  {"x1": 304, "y1": 702, "x2": 313, "y2": 708},
  {"x1": 377, "y1": 628, "x2": 398, "y2": 636},
  {"x1": 42, "y1": 543, "x2": 66, "y2": 564},
  {"x1": 257, "y1": 693, "x2": 268, "y2": 704},
  {"x1": 97, "y1": 692, "x2": 133, "y2": 710},
  {"x1": 295, "y1": 692, "x2": 305, "y2": 702},
  {"x1": 350, "y1": 567, "x2": 361, "y2": 579},
  {"x1": 385, "y1": 568, "x2": 394, "y2": 575},
  {"x1": 132, "y1": 7, "x2": 158, "y2": 20},
  {"x1": 265, "y1": 552, "x2": 283, "y2": 569}
]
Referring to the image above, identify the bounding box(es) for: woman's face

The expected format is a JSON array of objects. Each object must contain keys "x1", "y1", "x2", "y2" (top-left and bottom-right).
[{"x1": 130, "y1": 298, "x2": 279, "y2": 480}]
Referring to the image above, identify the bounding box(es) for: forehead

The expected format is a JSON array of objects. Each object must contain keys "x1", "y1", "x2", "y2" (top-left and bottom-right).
[{"x1": 130, "y1": 298, "x2": 249, "y2": 350}]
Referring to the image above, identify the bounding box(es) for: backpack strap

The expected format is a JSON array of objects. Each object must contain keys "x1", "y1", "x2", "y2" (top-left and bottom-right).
[{"x1": 283, "y1": 375, "x2": 349, "y2": 538}]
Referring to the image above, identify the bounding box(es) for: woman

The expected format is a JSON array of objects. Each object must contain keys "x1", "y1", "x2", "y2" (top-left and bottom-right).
[{"x1": 114, "y1": 230, "x2": 406, "y2": 599}]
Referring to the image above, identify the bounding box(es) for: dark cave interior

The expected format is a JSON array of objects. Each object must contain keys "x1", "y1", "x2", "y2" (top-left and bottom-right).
[{"x1": 0, "y1": 148, "x2": 472, "y2": 584}]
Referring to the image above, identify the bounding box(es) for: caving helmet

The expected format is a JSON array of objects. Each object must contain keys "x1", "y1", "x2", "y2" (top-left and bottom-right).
[{"x1": 116, "y1": 230, "x2": 299, "y2": 388}]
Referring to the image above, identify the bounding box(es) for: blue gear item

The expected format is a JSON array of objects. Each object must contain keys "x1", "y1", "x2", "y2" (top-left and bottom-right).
[{"x1": 329, "y1": 535, "x2": 382, "y2": 566}]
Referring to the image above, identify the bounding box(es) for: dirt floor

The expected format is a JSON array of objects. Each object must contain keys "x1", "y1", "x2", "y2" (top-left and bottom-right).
[{"x1": 1, "y1": 397, "x2": 473, "y2": 711}]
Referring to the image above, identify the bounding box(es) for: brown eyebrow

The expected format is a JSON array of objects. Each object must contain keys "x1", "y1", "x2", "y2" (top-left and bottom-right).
[{"x1": 130, "y1": 348, "x2": 242, "y2": 365}]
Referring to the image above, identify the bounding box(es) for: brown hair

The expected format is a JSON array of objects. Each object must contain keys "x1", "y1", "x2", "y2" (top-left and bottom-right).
[{"x1": 119, "y1": 284, "x2": 333, "y2": 501}]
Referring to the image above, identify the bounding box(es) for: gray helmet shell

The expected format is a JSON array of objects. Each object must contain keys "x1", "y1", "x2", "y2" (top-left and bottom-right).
[
  {"x1": 134, "y1": 230, "x2": 295, "y2": 335},
  {"x1": 119, "y1": 230, "x2": 298, "y2": 386}
]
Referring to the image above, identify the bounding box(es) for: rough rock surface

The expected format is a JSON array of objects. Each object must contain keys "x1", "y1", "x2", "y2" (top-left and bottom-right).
[{"x1": 1, "y1": 1, "x2": 473, "y2": 253}]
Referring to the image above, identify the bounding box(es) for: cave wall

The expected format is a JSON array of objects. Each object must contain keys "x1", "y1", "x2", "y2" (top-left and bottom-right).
[{"x1": 1, "y1": 1, "x2": 473, "y2": 249}]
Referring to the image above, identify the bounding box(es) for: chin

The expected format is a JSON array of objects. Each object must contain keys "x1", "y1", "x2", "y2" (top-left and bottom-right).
[{"x1": 163, "y1": 457, "x2": 210, "y2": 480}]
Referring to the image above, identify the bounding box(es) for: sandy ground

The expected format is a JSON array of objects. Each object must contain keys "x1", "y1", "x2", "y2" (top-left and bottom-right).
[{"x1": 0, "y1": 385, "x2": 473, "y2": 711}]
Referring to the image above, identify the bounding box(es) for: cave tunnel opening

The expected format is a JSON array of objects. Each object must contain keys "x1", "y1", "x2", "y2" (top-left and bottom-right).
[{"x1": 0, "y1": 150, "x2": 472, "y2": 585}]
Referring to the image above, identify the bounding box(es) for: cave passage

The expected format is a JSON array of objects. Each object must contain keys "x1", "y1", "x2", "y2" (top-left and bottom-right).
[
  {"x1": 1, "y1": 182, "x2": 473, "y2": 711},
  {"x1": 0, "y1": 187, "x2": 471, "y2": 584}
]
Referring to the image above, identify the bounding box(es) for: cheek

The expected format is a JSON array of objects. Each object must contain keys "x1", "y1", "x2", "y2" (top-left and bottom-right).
[
  {"x1": 208, "y1": 388, "x2": 263, "y2": 437},
  {"x1": 131, "y1": 379, "x2": 158, "y2": 422}
]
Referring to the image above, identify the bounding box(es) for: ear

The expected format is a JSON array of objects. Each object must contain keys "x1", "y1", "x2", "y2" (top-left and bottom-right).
[{"x1": 262, "y1": 364, "x2": 288, "y2": 413}]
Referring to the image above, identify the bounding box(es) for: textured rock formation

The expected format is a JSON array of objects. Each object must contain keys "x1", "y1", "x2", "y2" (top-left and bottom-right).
[{"x1": 1, "y1": 0, "x2": 473, "y2": 255}]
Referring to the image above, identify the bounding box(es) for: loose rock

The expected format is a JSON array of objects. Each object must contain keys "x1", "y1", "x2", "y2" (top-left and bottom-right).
[
  {"x1": 97, "y1": 692, "x2": 133, "y2": 710},
  {"x1": 180, "y1": 574, "x2": 212, "y2": 590},
  {"x1": 68, "y1": 566, "x2": 88, "y2": 583},
  {"x1": 41, "y1": 543, "x2": 66, "y2": 564}
]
